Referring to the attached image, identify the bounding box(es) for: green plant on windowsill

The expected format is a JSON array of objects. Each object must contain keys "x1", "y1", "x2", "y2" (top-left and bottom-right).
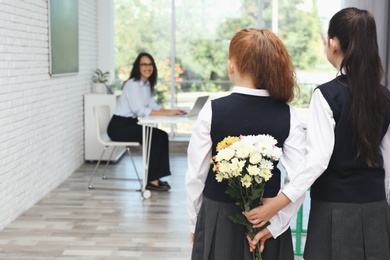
[
  {"x1": 93, "y1": 68, "x2": 110, "y2": 84},
  {"x1": 92, "y1": 68, "x2": 114, "y2": 94}
]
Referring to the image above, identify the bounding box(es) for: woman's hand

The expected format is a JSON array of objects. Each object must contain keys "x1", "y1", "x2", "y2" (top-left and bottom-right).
[
  {"x1": 150, "y1": 108, "x2": 187, "y2": 116},
  {"x1": 167, "y1": 109, "x2": 187, "y2": 115},
  {"x1": 246, "y1": 228, "x2": 272, "y2": 252},
  {"x1": 190, "y1": 232, "x2": 195, "y2": 245}
]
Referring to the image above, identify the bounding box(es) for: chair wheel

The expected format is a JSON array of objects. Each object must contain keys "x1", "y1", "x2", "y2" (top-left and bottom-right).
[
  {"x1": 142, "y1": 190, "x2": 151, "y2": 199},
  {"x1": 88, "y1": 185, "x2": 94, "y2": 189}
]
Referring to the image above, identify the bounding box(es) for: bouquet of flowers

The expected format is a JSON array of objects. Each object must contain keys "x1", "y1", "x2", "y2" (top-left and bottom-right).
[{"x1": 211, "y1": 134, "x2": 282, "y2": 260}]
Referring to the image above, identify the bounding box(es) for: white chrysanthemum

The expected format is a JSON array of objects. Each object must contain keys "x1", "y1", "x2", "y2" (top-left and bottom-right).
[
  {"x1": 218, "y1": 160, "x2": 232, "y2": 175},
  {"x1": 215, "y1": 147, "x2": 235, "y2": 162},
  {"x1": 257, "y1": 134, "x2": 278, "y2": 146},
  {"x1": 260, "y1": 146, "x2": 273, "y2": 158},
  {"x1": 249, "y1": 153, "x2": 262, "y2": 164},
  {"x1": 270, "y1": 147, "x2": 283, "y2": 160},
  {"x1": 260, "y1": 168, "x2": 272, "y2": 181},
  {"x1": 255, "y1": 135, "x2": 278, "y2": 156},
  {"x1": 229, "y1": 157, "x2": 241, "y2": 171},
  {"x1": 215, "y1": 172, "x2": 224, "y2": 182},
  {"x1": 254, "y1": 175, "x2": 263, "y2": 184},
  {"x1": 235, "y1": 148, "x2": 251, "y2": 159},
  {"x1": 213, "y1": 134, "x2": 279, "y2": 188},
  {"x1": 260, "y1": 159, "x2": 274, "y2": 170},
  {"x1": 241, "y1": 135, "x2": 258, "y2": 145},
  {"x1": 241, "y1": 174, "x2": 252, "y2": 188},
  {"x1": 230, "y1": 158, "x2": 245, "y2": 177},
  {"x1": 247, "y1": 165, "x2": 260, "y2": 176},
  {"x1": 230, "y1": 141, "x2": 251, "y2": 159}
]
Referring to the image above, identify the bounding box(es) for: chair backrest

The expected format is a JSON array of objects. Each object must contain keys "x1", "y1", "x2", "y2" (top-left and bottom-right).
[{"x1": 93, "y1": 105, "x2": 112, "y2": 143}]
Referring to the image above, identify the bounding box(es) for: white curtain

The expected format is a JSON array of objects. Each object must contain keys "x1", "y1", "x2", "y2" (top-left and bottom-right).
[{"x1": 341, "y1": 0, "x2": 390, "y2": 87}]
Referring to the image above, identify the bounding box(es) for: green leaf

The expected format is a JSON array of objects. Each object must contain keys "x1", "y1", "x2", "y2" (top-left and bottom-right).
[{"x1": 228, "y1": 214, "x2": 252, "y2": 230}]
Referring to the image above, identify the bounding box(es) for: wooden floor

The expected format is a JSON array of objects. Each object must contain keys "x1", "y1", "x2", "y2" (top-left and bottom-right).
[{"x1": 0, "y1": 142, "x2": 304, "y2": 259}]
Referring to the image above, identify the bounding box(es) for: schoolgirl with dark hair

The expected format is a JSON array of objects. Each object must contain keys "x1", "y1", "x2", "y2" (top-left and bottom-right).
[{"x1": 246, "y1": 8, "x2": 390, "y2": 259}]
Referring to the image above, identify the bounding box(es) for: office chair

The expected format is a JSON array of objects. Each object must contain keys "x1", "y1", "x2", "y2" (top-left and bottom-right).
[{"x1": 87, "y1": 105, "x2": 151, "y2": 199}]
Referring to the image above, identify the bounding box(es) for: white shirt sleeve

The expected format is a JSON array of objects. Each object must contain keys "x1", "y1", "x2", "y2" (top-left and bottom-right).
[
  {"x1": 282, "y1": 89, "x2": 335, "y2": 202},
  {"x1": 381, "y1": 125, "x2": 390, "y2": 203},
  {"x1": 267, "y1": 106, "x2": 307, "y2": 238},
  {"x1": 148, "y1": 92, "x2": 161, "y2": 111},
  {"x1": 185, "y1": 101, "x2": 213, "y2": 233},
  {"x1": 125, "y1": 82, "x2": 154, "y2": 117}
]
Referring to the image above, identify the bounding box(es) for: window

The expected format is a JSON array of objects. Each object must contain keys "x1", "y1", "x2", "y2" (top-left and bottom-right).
[{"x1": 114, "y1": 0, "x2": 341, "y2": 134}]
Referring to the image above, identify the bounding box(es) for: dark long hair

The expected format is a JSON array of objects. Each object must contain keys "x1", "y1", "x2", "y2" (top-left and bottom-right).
[
  {"x1": 123, "y1": 52, "x2": 158, "y2": 93},
  {"x1": 328, "y1": 7, "x2": 387, "y2": 167}
]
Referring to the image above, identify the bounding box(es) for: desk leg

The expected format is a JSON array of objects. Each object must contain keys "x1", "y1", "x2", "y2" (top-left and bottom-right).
[{"x1": 142, "y1": 124, "x2": 153, "y2": 199}]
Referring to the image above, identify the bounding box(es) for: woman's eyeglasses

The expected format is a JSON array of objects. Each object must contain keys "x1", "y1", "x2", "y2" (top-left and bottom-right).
[{"x1": 140, "y1": 63, "x2": 153, "y2": 68}]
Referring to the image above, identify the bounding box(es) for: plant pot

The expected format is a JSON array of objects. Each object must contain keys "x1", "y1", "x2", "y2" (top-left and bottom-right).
[{"x1": 92, "y1": 83, "x2": 107, "y2": 94}]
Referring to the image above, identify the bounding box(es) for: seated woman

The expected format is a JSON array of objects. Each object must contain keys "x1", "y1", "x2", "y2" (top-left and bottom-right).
[{"x1": 107, "y1": 52, "x2": 186, "y2": 191}]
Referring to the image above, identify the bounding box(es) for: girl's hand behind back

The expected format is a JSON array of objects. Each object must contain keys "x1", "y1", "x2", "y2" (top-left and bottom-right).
[
  {"x1": 242, "y1": 193, "x2": 291, "y2": 228},
  {"x1": 242, "y1": 198, "x2": 278, "y2": 228}
]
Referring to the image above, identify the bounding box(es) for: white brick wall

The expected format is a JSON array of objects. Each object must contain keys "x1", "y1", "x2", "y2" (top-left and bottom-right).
[{"x1": 0, "y1": 0, "x2": 98, "y2": 229}]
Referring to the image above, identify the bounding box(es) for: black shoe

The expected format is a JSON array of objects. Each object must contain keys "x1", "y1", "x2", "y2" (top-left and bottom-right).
[
  {"x1": 146, "y1": 182, "x2": 169, "y2": 191},
  {"x1": 158, "y1": 180, "x2": 171, "y2": 189}
]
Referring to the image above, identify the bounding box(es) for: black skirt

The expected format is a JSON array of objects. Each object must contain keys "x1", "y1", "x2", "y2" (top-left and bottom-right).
[
  {"x1": 192, "y1": 197, "x2": 294, "y2": 260},
  {"x1": 304, "y1": 199, "x2": 390, "y2": 260}
]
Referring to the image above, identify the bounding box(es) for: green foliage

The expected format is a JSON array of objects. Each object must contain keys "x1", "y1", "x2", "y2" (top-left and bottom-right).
[
  {"x1": 278, "y1": 0, "x2": 326, "y2": 70},
  {"x1": 93, "y1": 68, "x2": 110, "y2": 84},
  {"x1": 114, "y1": 0, "x2": 329, "y2": 94},
  {"x1": 229, "y1": 214, "x2": 253, "y2": 230},
  {"x1": 191, "y1": 39, "x2": 227, "y2": 80},
  {"x1": 225, "y1": 176, "x2": 270, "y2": 260},
  {"x1": 292, "y1": 83, "x2": 317, "y2": 108},
  {"x1": 226, "y1": 178, "x2": 266, "y2": 212},
  {"x1": 114, "y1": 0, "x2": 171, "y2": 69}
]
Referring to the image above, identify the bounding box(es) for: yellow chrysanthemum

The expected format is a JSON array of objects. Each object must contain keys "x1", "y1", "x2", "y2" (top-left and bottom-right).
[{"x1": 216, "y1": 136, "x2": 240, "y2": 151}]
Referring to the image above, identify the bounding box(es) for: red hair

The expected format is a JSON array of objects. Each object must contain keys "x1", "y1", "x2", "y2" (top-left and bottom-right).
[{"x1": 229, "y1": 28, "x2": 298, "y2": 102}]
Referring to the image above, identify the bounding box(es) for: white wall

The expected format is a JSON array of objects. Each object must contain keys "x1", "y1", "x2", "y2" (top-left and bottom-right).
[
  {"x1": 0, "y1": 0, "x2": 98, "y2": 229},
  {"x1": 97, "y1": 0, "x2": 115, "y2": 75}
]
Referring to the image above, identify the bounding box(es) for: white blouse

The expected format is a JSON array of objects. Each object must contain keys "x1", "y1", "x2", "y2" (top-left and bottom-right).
[
  {"x1": 114, "y1": 78, "x2": 161, "y2": 118},
  {"x1": 282, "y1": 88, "x2": 390, "y2": 203},
  {"x1": 185, "y1": 86, "x2": 307, "y2": 238}
]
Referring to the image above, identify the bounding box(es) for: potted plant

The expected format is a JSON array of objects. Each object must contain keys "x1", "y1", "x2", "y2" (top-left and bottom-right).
[{"x1": 92, "y1": 68, "x2": 113, "y2": 94}]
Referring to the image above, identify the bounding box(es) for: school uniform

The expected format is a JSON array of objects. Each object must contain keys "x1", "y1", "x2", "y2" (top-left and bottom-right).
[
  {"x1": 186, "y1": 86, "x2": 306, "y2": 260},
  {"x1": 282, "y1": 75, "x2": 390, "y2": 259}
]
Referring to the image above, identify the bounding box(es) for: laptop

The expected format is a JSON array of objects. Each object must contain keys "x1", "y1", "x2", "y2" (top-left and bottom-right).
[{"x1": 178, "y1": 95, "x2": 209, "y2": 118}]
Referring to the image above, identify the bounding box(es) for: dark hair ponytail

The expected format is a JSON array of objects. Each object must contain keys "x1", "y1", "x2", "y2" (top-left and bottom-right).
[{"x1": 328, "y1": 7, "x2": 387, "y2": 167}]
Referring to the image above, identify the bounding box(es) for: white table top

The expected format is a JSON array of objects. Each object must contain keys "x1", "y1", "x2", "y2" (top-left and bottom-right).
[{"x1": 138, "y1": 115, "x2": 197, "y2": 125}]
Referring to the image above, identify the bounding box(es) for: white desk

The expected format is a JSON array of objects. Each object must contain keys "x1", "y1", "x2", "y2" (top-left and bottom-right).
[{"x1": 138, "y1": 116, "x2": 197, "y2": 198}]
